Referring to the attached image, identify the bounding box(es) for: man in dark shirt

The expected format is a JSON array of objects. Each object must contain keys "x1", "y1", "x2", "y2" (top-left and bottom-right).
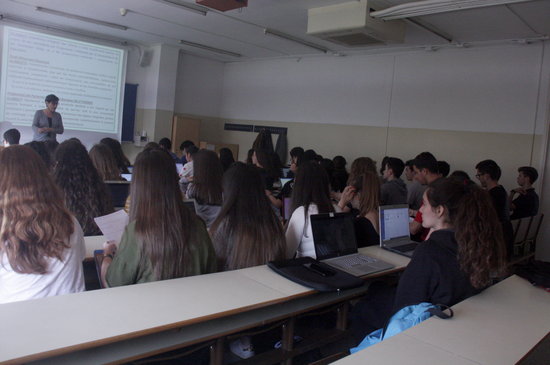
[
  {"x1": 509, "y1": 166, "x2": 539, "y2": 219},
  {"x1": 475, "y1": 159, "x2": 513, "y2": 258}
]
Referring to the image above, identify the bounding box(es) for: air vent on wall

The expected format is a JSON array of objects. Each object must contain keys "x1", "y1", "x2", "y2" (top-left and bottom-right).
[{"x1": 307, "y1": 0, "x2": 405, "y2": 47}]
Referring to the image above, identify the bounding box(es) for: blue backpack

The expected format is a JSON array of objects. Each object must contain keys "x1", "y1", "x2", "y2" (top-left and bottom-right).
[{"x1": 350, "y1": 302, "x2": 453, "y2": 354}]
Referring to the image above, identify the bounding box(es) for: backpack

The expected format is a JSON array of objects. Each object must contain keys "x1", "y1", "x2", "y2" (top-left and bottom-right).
[{"x1": 350, "y1": 302, "x2": 453, "y2": 354}]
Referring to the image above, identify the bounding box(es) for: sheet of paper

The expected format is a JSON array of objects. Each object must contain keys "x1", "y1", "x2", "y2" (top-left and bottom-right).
[{"x1": 94, "y1": 210, "x2": 129, "y2": 243}]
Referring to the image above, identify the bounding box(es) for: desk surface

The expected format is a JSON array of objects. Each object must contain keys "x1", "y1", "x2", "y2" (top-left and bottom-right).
[
  {"x1": 0, "y1": 246, "x2": 408, "y2": 365},
  {"x1": 334, "y1": 275, "x2": 550, "y2": 365}
]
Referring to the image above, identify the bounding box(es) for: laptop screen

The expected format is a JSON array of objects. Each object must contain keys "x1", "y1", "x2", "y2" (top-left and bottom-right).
[
  {"x1": 311, "y1": 213, "x2": 358, "y2": 260},
  {"x1": 379, "y1": 205, "x2": 411, "y2": 243}
]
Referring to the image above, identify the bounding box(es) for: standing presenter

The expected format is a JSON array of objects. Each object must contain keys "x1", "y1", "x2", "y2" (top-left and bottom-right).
[{"x1": 32, "y1": 94, "x2": 64, "y2": 142}]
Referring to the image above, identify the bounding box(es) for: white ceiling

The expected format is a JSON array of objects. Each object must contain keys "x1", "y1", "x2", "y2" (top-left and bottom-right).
[{"x1": 1, "y1": 0, "x2": 549, "y2": 62}]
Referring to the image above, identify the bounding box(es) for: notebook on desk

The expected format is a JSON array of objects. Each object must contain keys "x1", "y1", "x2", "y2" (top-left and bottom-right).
[
  {"x1": 310, "y1": 212, "x2": 394, "y2": 277},
  {"x1": 379, "y1": 204, "x2": 418, "y2": 257}
]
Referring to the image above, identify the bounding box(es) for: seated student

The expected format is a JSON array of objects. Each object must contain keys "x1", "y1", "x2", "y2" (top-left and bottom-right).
[
  {"x1": 335, "y1": 157, "x2": 378, "y2": 202},
  {"x1": 380, "y1": 157, "x2": 407, "y2": 205},
  {"x1": 158, "y1": 137, "x2": 180, "y2": 163},
  {"x1": 179, "y1": 140, "x2": 195, "y2": 164},
  {"x1": 338, "y1": 171, "x2": 381, "y2": 247},
  {"x1": 100, "y1": 137, "x2": 131, "y2": 174},
  {"x1": 286, "y1": 146, "x2": 304, "y2": 179},
  {"x1": 404, "y1": 159, "x2": 425, "y2": 211},
  {"x1": 253, "y1": 148, "x2": 283, "y2": 210},
  {"x1": 24, "y1": 141, "x2": 52, "y2": 169},
  {"x1": 53, "y1": 139, "x2": 114, "y2": 236},
  {"x1": 3, "y1": 128, "x2": 20, "y2": 146},
  {"x1": 210, "y1": 162, "x2": 286, "y2": 271},
  {"x1": 437, "y1": 160, "x2": 450, "y2": 178},
  {"x1": 0, "y1": 146, "x2": 85, "y2": 303},
  {"x1": 179, "y1": 145, "x2": 198, "y2": 193},
  {"x1": 332, "y1": 155, "x2": 348, "y2": 193},
  {"x1": 409, "y1": 152, "x2": 440, "y2": 240},
  {"x1": 351, "y1": 178, "x2": 506, "y2": 341},
  {"x1": 101, "y1": 149, "x2": 216, "y2": 287},
  {"x1": 219, "y1": 147, "x2": 235, "y2": 174},
  {"x1": 186, "y1": 149, "x2": 223, "y2": 228},
  {"x1": 475, "y1": 159, "x2": 513, "y2": 258},
  {"x1": 286, "y1": 161, "x2": 341, "y2": 259},
  {"x1": 393, "y1": 178, "x2": 506, "y2": 310},
  {"x1": 89, "y1": 143, "x2": 125, "y2": 181},
  {"x1": 509, "y1": 166, "x2": 539, "y2": 219}
]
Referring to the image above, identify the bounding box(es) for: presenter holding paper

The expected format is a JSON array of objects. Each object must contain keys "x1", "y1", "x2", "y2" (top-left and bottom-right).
[{"x1": 32, "y1": 94, "x2": 64, "y2": 142}]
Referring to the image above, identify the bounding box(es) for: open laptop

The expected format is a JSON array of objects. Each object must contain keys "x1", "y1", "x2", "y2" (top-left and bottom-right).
[
  {"x1": 379, "y1": 204, "x2": 418, "y2": 257},
  {"x1": 310, "y1": 212, "x2": 394, "y2": 277}
]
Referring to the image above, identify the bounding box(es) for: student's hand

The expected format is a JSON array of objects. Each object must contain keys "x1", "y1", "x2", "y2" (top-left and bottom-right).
[
  {"x1": 103, "y1": 240, "x2": 118, "y2": 257},
  {"x1": 38, "y1": 127, "x2": 49, "y2": 133},
  {"x1": 187, "y1": 176, "x2": 194, "y2": 182},
  {"x1": 338, "y1": 186, "x2": 356, "y2": 210}
]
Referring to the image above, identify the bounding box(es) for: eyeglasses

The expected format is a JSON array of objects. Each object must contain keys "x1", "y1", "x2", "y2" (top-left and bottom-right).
[{"x1": 475, "y1": 173, "x2": 484, "y2": 178}]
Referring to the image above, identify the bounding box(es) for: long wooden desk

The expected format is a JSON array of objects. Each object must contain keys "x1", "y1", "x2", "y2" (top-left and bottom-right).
[
  {"x1": 333, "y1": 275, "x2": 550, "y2": 365},
  {"x1": 0, "y1": 246, "x2": 409, "y2": 365}
]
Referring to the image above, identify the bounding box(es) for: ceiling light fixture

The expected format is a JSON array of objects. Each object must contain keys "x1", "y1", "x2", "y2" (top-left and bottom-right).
[
  {"x1": 34, "y1": 7, "x2": 128, "y2": 30},
  {"x1": 152, "y1": 0, "x2": 209, "y2": 16},
  {"x1": 179, "y1": 39, "x2": 241, "y2": 57},
  {"x1": 371, "y1": 0, "x2": 537, "y2": 20},
  {"x1": 264, "y1": 28, "x2": 329, "y2": 54}
]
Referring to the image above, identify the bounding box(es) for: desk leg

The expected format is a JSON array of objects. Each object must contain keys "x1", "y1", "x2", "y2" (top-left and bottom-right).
[
  {"x1": 336, "y1": 303, "x2": 349, "y2": 331},
  {"x1": 281, "y1": 317, "x2": 296, "y2": 365},
  {"x1": 209, "y1": 337, "x2": 224, "y2": 365}
]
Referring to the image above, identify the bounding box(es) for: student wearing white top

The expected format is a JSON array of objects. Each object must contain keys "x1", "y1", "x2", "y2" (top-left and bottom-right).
[
  {"x1": 0, "y1": 146, "x2": 85, "y2": 304},
  {"x1": 286, "y1": 161, "x2": 341, "y2": 259}
]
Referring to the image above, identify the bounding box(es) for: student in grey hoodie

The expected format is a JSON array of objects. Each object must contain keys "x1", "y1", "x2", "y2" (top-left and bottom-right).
[{"x1": 380, "y1": 157, "x2": 407, "y2": 205}]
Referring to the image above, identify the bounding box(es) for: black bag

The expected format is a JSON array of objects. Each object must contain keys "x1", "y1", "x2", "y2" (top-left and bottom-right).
[
  {"x1": 268, "y1": 257, "x2": 365, "y2": 292},
  {"x1": 515, "y1": 260, "x2": 550, "y2": 288}
]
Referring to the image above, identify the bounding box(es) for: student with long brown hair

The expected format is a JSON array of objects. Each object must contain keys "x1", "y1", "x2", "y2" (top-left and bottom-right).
[
  {"x1": 0, "y1": 146, "x2": 85, "y2": 303},
  {"x1": 394, "y1": 177, "x2": 506, "y2": 310},
  {"x1": 101, "y1": 149, "x2": 216, "y2": 286},
  {"x1": 53, "y1": 139, "x2": 114, "y2": 236},
  {"x1": 338, "y1": 171, "x2": 381, "y2": 247},
  {"x1": 89, "y1": 143, "x2": 124, "y2": 181},
  {"x1": 285, "y1": 161, "x2": 340, "y2": 259},
  {"x1": 351, "y1": 178, "x2": 506, "y2": 342},
  {"x1": 210, "y1": 162, "x2": 286, "y2": 271},
  {"x1": 186, "y1": 149, "x2": 223, "y2": 228}
]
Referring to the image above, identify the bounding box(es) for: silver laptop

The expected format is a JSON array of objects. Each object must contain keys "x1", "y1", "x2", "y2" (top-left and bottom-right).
[
  {"x1": 311, "y1": 212, "x2": 394, "y2": 277},
  {"x1": 379, "y1": 204, "x2": 418, "y2": 257}
]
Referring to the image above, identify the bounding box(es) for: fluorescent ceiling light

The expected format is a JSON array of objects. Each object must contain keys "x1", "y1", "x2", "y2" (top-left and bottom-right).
[
  {"x1": 152, "y1": 0, "x2": 209, "y2": 16},
  {"x1": 179, "y1": 39, "x2": 241, "y2": 57},
  {"x1": 264, "y1": 28, "x2": 329, "y2": 54},
  {"x1": 34, "y1": 7, "x2": 128, "y2": 30},
  {"x1": 371, "y1": 0, "x2": 537, "y2": 20}
]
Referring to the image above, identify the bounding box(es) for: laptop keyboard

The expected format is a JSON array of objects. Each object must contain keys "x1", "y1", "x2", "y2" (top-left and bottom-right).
[
  {"x1": 338, "y1": 254, "x2": 379, "y2": 268},
  {"x1": 392, "y1": 243, "x2": 418, "y2": 252}
]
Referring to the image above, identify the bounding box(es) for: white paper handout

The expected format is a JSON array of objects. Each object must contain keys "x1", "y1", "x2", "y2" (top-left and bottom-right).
[{"x1": 94, "y1": 210, "x2": 129, "y2": 243}]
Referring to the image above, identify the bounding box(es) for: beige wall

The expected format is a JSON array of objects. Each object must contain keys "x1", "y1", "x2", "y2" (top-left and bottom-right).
[{"x1": 197, "y1": 115, "x2": 542, "y2": 191}]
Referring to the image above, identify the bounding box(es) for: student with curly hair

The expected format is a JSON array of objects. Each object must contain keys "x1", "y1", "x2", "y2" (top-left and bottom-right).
[
  {"x1": 394, "y1": 178, "x2": 506, "y2": 310},
  {"x1": 53, "y1": 139, "x2": 114, "y2": 236},
  {"x1": 0, "y1": 146, "x2": 85, "y2": 303}
]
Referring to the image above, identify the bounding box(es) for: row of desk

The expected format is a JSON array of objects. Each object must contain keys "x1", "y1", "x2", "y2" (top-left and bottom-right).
[
  {"x1": 0, "y1": 239, "x2": 409, "y2": 365},
  {"x1": 2, "y1": 236, "x2": 549, "y2": 365},
  {"x1": 334, "y1": 275, "x2": 550, "y2": 365}
]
